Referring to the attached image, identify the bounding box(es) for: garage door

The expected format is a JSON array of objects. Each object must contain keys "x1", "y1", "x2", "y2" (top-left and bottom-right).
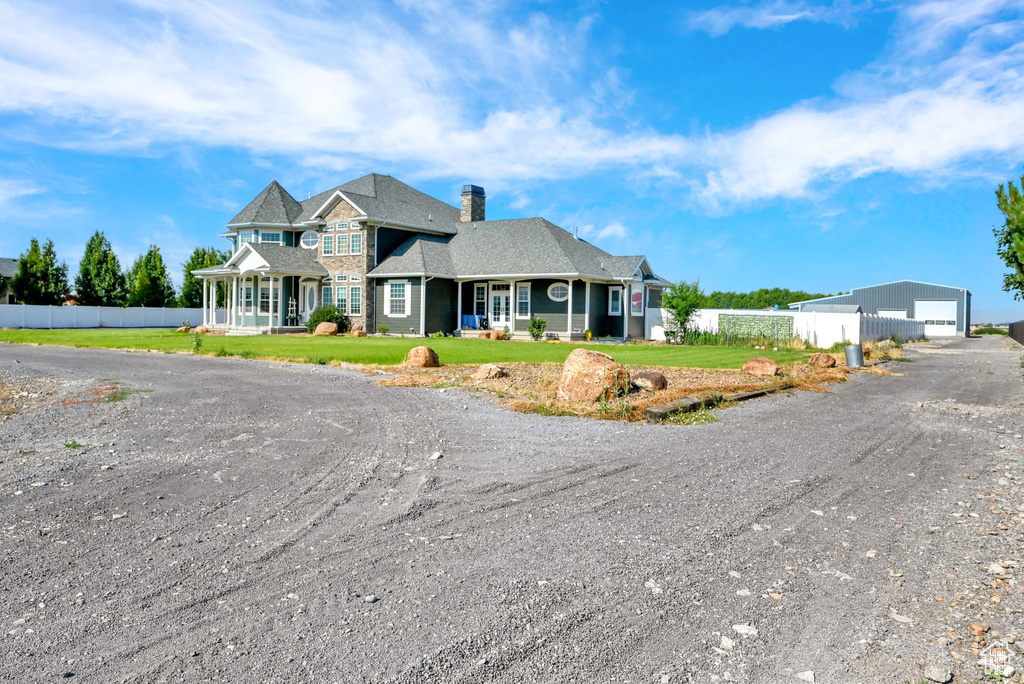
[{"x1": 914, "y1": 300, "x2": 957, "y2": 337}]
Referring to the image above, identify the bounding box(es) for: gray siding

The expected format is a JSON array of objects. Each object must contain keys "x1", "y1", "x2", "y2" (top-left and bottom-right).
[
  {"x1": 795, "y1": 281, "x2": 971, "y2": 335},
  {"x1": 571, "y1": 280, "x2": 586, "y2": 332},
  {"x1": 375, "y1": 277, "x2": 423, "y2": 335},
  {"x1": 530, "y1": 278, "x2": 570, "y2": 333},
  {"x1": 425, "y1": 278, "x2": 457, "y2": 335}
]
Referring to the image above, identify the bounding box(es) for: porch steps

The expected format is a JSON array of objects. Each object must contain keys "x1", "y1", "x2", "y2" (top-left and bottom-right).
[{"x1": 225, "y1": 329, "x2": 264, "y2": 337}]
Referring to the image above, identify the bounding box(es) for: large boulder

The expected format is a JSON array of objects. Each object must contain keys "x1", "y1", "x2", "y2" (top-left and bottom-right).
[
  {"x1": 478, "y1": 332, "x2": 490, "y2": 339},
  {"x1": 742, "y1": 356, "x2": 782, "y2": 377},
  {"x1": 473, "y1": 364, "x2": 508, "y2": 380},
  {"x1": 632, "y1": 371, "x2": 668, "y2": 391},
  {"x1": 557, "y1": 349, "x2": 630, "y2": 402},
  {"x1": 351, "y1": 330, "x2": 367, "y2": 337},
  {"x1": 194, "y1": 325, "x2": 210, "y2": 334},
  {"x1": 351, "y1": 322, "x2": 364, "y2": 335},
  {"x1": 406, "y1": 346, "x2": 439, "y2": 368},
  {"x1": 488, "y1": 330, "x2": 505, "y2": 341},
  {"x1": 175, "y1": 325, "x2": 190, "y2": 333},
  {"x1": 313, "y1": 322, "x2": 339, "y2": 336},
  {"x1": 808, "y1": 352, "x2": 837, "y2": 368}
]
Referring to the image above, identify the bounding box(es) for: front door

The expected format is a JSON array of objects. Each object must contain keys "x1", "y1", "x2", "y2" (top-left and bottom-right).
[
  {"x1": 490, "y1": 283, "x2": 511, "y2": 327},
  {"x1": 300, "y1": 281, "x2": 317, "y2": 322}
]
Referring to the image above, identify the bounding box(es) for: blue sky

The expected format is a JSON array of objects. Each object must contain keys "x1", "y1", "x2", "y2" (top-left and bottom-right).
[{"x1": 1, "y1": 0, "x2": 1023, "y2": 321}]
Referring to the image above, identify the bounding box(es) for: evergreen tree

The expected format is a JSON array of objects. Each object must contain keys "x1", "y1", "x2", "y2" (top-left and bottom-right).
[
  {"x1": 179, "y1": 246, "x2": 229, "y2": 308},
  {"x1": 126, "y1": 246, "x2": 177, "y2": 307},
  {"x1": 75, "y1": 231, "x2": 127, "y2": 306},
  {"x1": 11, "y1": 238, "x2": 69, "y2": 305},
  {"x1": 995, "y1": 172, "x2": 1024, "y2": 300}
]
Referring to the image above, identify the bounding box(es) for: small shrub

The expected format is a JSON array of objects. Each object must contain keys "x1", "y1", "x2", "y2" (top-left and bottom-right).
[
  {"x1": 430, "y1": 330, "x2": 446, "y2": 338},
  {"x1": 527, "y1": 315, "x2": 548, "y2": 341},
  {"x1": 306, "y1": 306, "x2": 351, "y2": 334},
  {"x1": 828, "y1": 340, "x2": 853, "y2": 353},
  {"x1": 377, "y1": 325, "x2": 389, "y2": 335},
  {"x1": 181, "y1": 320, "x2": 191, "y2": 329},
  {"x1": 889, "y1": 333, "x2": 904, "y2": 348},
  {"x1": 191, "y1": 332, "x2": 203, "y2": 353},
  {"x1": 975, "y1": 327, "x2": 1009, "y2": 335},
  {"x1": 502, "y1": 325, "x2": 511, "y2": 340}
]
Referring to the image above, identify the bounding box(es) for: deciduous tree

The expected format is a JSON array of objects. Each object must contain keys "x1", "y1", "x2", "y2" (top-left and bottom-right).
[
  {"x1": 126, "y1": 246, "x2": 177, "y2": 307},
  {"x1": 995, "y1": 172, "x2": 1024, "y2": 300},
  {"x1": 11, "y1": 238, "x2": 69, "y2": 305},
  {"x1": 661, "y1": 280, "x2": 705, "y2": 338}
]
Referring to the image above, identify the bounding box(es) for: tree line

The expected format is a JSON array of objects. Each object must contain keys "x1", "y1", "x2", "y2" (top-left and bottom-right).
[{"x1": 0, "y1": 232, "x2": 228, "y2": 308}]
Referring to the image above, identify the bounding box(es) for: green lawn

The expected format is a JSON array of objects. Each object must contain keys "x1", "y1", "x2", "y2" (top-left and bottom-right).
[{"x1": 0, "y1": 328, "x2": 811, "y2": 369}]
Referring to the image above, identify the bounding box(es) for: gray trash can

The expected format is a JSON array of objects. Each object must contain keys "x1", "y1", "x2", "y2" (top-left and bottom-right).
[{"x1": 844, "y1": 344, "x2": 864, "y2": 368}]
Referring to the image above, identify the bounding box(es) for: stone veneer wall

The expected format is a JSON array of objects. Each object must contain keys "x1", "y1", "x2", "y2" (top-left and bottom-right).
[{"x1": 319, "y1": 200, "x2": 376, "y2": 330}]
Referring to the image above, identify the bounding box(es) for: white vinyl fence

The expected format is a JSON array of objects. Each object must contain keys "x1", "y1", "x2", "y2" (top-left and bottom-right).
[
  {"x1": 0, "y1": 305, "x2": 219, "y2": 329},
  {"x1": 652, "y1": 308, "x2": 925, "y2": 348}
]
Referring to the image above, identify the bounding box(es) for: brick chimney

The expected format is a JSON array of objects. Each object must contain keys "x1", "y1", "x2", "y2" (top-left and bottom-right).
[{"x1": 461, "y1": 185, "x2": 485, "y2": 222}]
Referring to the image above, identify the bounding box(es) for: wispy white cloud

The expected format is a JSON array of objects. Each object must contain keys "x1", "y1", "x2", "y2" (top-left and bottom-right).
[
  {"x1": 578, "y1": 221, "x2": 629, "y2": 241},
  {"x1": 686, "y1": 0, "x2": 868, "y2": 37},
  {"x1": 0, "y1": 178, "x2": 43, "y2": 207}
]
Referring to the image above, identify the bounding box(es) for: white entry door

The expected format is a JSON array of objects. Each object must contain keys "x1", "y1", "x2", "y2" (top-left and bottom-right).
[
  {"x1": 915, "y1": 300, "x2": 957, "y2": 337},
  {"x1": 490, "y1": 283, "x2": 511, "y2": 327},
  {"x1": 300, "y1": 281, "x2": 317, "y2": 321}
]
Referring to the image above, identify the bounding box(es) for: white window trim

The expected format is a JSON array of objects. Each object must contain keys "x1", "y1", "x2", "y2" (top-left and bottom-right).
[
  {"x1": 608, "y1": 286, "x2": 623, "y2": 316},
  {"x1": 321, "y1": 285, "x2": 333, "y2": 308},
  {"x1": 300, "y1": 230, "x2": 319, "y2": 249},
  {"x1": 515, "y1": 283, "x2": 531, "y2": 319},
  {"x1": 335, "y1": 222, "x2": 349, "y2": 231},
  {"x1": 322, "y1": 234, "x2": 335, "y2": 256},
  {"x1": 547, "y1": 282, "x2": 569, "y2": 302},
  {"x1": 350, "y1": 232, "x2": 363, "y2": 255},
  {"x1": 385, "y1": 279, "x2": 411, "y2": 317},
  {"x1": 349, "y1": 286, "x2": 362, "y2": 315},
  {"x1": 259, "y1": 232, "x2": 282, "y2": 245},
  {"x1": 630, "y1": 284, "x2": 645, "y2": 317},
  {"x1": 474, "y1": 284, "x2": 487, "y2": 316},
  {"x1": 336, "y1": 286, "x2": 348, "y2": 313}
]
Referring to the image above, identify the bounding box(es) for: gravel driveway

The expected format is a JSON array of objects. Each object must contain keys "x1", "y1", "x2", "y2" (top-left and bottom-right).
[{"x1": 1, "y1": 336, "x2": 1023, "y2": 684}]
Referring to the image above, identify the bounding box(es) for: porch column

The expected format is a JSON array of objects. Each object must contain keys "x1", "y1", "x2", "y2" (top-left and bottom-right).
[
  {"x1": 201, "y1": 278, "x2": 208, "y2": 326},
  {"x1": 584, "y1": 281, "x2": 590, "y2": 333},
  {"x1": 456, "y1": 280, "x2": 462, "y2": 332},
  {"x1": 269, "y1": 276, "x2": 276, "y2": 330},
  {"x1": 231, "y1": 277, "x2": 238, "y2": 327},
  {"x1": 623, "y1": 284, "x2": 629, "y2": 339},
  {"x1": 278, "y1": 276, "x2": 285, "y2": 327},
  {"x1": 566, "y1": 279, "x2": 573, "y2": 335}
]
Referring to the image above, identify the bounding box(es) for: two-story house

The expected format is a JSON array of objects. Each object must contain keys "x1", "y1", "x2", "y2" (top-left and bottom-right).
[{"x1": 193, "y1": 174, "x2": 669, "y2": 339}]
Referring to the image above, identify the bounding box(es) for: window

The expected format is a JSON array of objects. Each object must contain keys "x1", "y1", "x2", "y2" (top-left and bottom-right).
[
  {"x1": 474, "y1": 284, "x2": 486, "y2": 316},
  {"x1": 300, "y1": 230, "x2": 319, "y2": 249},
  {"x1": 349, "y1": 286, "x2": 362, "y2": 315},
  {"x1": 322, "y1": 286, "x2": 333, "y2": 307},
  {"x1": 350, "y1": 233, "x2": 363, "y2": 255},
  {"x1": 630, "y1": 285, "x2": 644, "y2": 316},
  {"x1": 608, "y1": 287, "x2": 622, "y2": 316},
  {"x1": 243, "y1": 285, "x2": 253, "y2": 310},
  {"x1": 336, "y1": 286, "x2": 347, "y2": 313},
  {"x1": 336, "y1": 222, "x2": 348, "y2": 231},
  {"x1": 386, "y1": 280, "x2": 409, "y2": 317},
  {"x1": 516, "y1": 283, "x2": 530, "y2": 318},
  {"x1": 238, "y1": 230, "x2": 255, "y2": 244},
  {"x1": 260, "y1": 232, "x2": 281, "y2": 244},
  {"x1": 350, "y1": 275, "x2": 361, "y2": 282},
  {"x1": 335, "y1": 275, "x2": 348, "y2": 282},
  {"x1": 322, "y1": 234, "x2": 334, "y2": 256},
  {"x1": 259, "y1": 287, "x2": 270, "y2": 313},
  {"x1": 548, "y1": 283, "x2": 569, "y2": 302},
  {"x1": 336, "y1": 234, "x2": 349, "y2": 255}
]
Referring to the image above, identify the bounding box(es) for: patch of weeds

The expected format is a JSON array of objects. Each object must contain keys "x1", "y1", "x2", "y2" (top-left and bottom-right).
[
  {"x1": 64, "y1": 440, "x2": 83, "y2": 449},
  {"x1": 236, "y1": 349, "x2": 256, "y2": 359},
  {"x1": 190, "y1": 332, "x2": 203, "y2": 354},
  {"x1": 106, "y1": 386, "x2": 151, "y2": 402},
  {"x1": 19, "y1": 449, "x2": 36, "y2": 455},
  {"x1": 890, "y1": 356, "x2": 914, "y2": 362},
  {"x1": 523, "y1": 403, "x2": 575, "y2": 417},
  {"x1": 306, "y1": 356, "x2": 329, "y2": 365},
  {"x1": 664, "y1": 409, "x2": 719, "y2": 425},
  {"x1": 214, "y1": 348, "x2": 232, "y2": 357}
]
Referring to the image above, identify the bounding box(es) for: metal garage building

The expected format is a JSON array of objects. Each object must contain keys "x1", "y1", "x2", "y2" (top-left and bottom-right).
[{"x1": 789, "y1": 280, "x2": 971, "y2": 337}]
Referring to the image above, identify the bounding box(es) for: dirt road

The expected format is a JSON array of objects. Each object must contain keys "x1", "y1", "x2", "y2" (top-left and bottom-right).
[{"x1": 1, "y1": 336, "x2": 1022, "y2": 683}]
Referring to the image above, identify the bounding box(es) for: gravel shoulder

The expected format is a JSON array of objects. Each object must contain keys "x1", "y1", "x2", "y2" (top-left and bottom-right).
[{"x1": 1, "y1": 336, "x2": 1022, "y2": 684}]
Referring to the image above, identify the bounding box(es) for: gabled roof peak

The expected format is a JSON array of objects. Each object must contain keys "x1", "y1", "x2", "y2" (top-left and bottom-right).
[{"x1": 229, "y1": 180, "x2": 303, "y2": 226}]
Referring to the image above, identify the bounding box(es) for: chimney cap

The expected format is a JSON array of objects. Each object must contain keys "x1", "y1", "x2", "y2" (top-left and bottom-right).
[{"x1": 462, "y1": 184, "x2": 485, "y2": 197}]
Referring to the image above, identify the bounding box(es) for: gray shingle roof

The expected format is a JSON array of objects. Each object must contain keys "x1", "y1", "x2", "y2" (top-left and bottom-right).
[
  {"x1": 0, "y1": 257, "x2": 17, "y2": 279},
  {"x1": 229, "y1": 181, "x2": 304, "y2": 225},
  {"x1": 369, "y1": 217, "x2": 669, "y2": 284},
  {"x1": 294, "y1": 174, "x2": 461, "y2": 234},
  {"x1": 246, "y1": 244, "x2": 327, "y2": 274}
]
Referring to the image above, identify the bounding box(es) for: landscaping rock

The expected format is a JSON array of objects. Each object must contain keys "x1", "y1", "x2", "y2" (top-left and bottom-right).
[
  {"x1": 351, "y1": 322, "x2": 364, "y2": 334},
  {"x1": 473, "y1": 364, "x2": 508, "y2": 380},
  {"x1": 488, "y1": 330, "x2": 505, "y2": 341},
  {"x1": 406, "y1": 346, "x2": 439, "y2": 368},
  {"x1": 808, "y1": 353, "x2": 837, "y2": 368},
  {"x1": 313, "y1": 322, "x2": 338, "y2": 336},
  {"x1": 478, "y1": 332, "x2": 489, "y2": 339},
  {"x1": 351, "y1": 330, "x2": 367, "y2": 337},
  {"x1": 194, "y1": 325, "x2": 210, "y2": 334},
  {"x1": 175, "y1": 326, "x2": 190, "y2": 333},
  {"x1": 632, "y1": 371, "x2": 668, "y2": 391},
  {"x1": 557, "y1": 349, "x2": 630, "y2": 402},
  {"x1": 742, "y1": 357, "x2": 781, "y2": 377}
]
